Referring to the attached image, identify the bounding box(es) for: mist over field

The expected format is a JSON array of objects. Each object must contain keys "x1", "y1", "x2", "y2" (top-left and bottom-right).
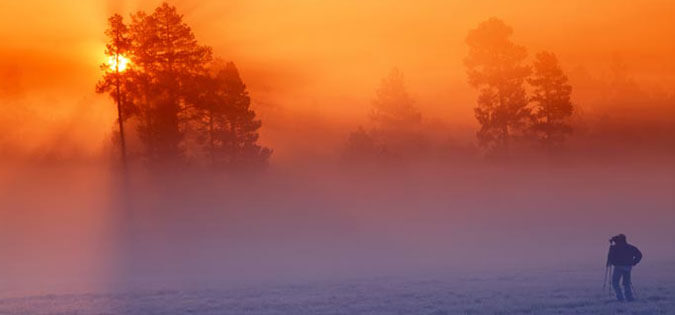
[
  {"x1": 2, "y1": 156, "x2": 674, "y2": 293},
  {"x1": 1, "y1": 0, "x2": 675, "y2": 313}
]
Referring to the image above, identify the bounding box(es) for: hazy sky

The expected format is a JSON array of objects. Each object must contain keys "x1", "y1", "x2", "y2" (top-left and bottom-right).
[{"x1": 1, "y1": 0, "x2": 674, "y2": 160}]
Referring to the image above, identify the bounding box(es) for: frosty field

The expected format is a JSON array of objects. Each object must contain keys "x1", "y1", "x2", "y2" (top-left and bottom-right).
[{"x1": 2, "y1": 262, "x2": 674, "y2": 314}]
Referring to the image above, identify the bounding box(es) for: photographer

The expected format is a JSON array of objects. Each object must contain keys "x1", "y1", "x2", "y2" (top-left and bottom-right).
[{"x1": 606, "y1": 234, "x2": 643, "y2": 302}]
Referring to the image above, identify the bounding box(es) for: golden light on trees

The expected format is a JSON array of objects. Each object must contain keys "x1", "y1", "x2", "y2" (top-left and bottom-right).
[{"x1": 107, "y1": 55, "x2": 130, "y2": 72}]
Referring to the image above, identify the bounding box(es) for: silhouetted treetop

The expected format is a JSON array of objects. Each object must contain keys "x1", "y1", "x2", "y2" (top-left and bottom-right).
[
  {"x1": 134, "y1": 3, "x2": 212, "y2": 76},
  {"x1": 97, "y1": 14, "x2": 134, "y2": 111},
  {"x1": 465, "y1": 17, "x2": 529, "y2": 88}
]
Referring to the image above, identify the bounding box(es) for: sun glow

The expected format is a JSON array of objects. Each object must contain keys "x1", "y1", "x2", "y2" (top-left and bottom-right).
[{"x1": 107, "y1": 55, "x2": 130, "y2": 72}]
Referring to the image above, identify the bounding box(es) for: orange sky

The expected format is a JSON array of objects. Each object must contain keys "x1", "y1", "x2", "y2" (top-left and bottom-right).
[{"x1": 1, "y1": 0, "x2": 674, "y2": 160}]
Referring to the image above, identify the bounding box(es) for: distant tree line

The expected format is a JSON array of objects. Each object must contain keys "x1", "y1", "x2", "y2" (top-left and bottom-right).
[
  {"x1": 345, "y1": 17, "x2": 575, "y2": 162},
  {"x1": 97, "y1": 2, "x2": 270, "y2": 171},
  {"x1": 98, "y1": 5, "x2": 575, "y2": 169}
]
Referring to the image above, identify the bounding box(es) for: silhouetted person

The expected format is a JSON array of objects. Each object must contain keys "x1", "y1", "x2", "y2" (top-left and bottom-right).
[{"x1": 606, "y1": 234, "x2": 642, "y2": 301}]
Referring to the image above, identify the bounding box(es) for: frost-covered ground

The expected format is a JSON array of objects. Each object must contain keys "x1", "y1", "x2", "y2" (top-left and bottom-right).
[{"x1": 2, "y1": 263, "x2": 674, "y2": 314}]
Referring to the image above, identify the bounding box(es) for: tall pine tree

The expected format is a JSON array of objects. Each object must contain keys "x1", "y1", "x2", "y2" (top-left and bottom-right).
[
  {"x1": 190, "y1": 62, "x2": 271, "y2": 169},
  {"x1": 96, "y1": 14, "x2": 133, "y2": 168},
  {"x1": 344, "y1": 68, "x2": 424, "y2": 163},
  {"x1": 129, "y1": 3, "x2": 212, "y2": 164},
  {"x1": 219, "y1": 62, "x2": 271, "y2": 168},
  {"x1": 371, "y1": 68, "x2": 421, "y2": 131},
  {"x1": 528, "y1": 51, "x2": 574, "y2": 150},
  {"x1": 465, "y1": 18, "x2": 531, "y2": 156}
]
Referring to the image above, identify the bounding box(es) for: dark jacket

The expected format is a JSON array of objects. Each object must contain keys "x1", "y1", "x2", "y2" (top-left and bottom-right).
[{"x1": 607, "y1": 242, "x2": 642, "y2": 266}]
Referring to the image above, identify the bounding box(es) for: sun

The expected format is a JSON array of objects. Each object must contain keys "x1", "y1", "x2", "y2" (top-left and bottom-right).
[{"x1": 107, "y1": 55, "x2": 130, "y2": 72}]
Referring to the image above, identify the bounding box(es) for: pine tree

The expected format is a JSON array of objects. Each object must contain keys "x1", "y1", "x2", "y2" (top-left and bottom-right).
[
  {"x1": 96, "y1": 14, "x2": 133, "y2": 169},
  {"x1": 218, "y1": 62, "x2": 271, "y2": 168},
  {"x1": 343, "y1": 68, "x2": 426, "y2": 163},
  {"x1": 129, "y1": 2, "x2": 212, "y2": 163},
  {"x1": 190, "y1": 62, "x2": 271, "y2": 169},
  {"x1": 371, "y1": 68, "x2": 421, "y2": 132},
  {"x1": 369, "y1": 68, "x2": 425, "y2": 159},
  {"x1": 528, "y1": 51, "x2": 574, "y2": 150},
  {"x1": 465, "y1": 18, "x2": 531, "y2": 156}
]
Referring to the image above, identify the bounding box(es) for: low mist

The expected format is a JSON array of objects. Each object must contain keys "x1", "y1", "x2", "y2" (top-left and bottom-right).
[{"x1": 1, "y1": 154, "x2": 673, "y2": 297}]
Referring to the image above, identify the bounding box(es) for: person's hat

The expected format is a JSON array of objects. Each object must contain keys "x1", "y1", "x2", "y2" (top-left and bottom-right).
[{"x1": 610, "y1": 234, "x2": 626, "y2": 243}]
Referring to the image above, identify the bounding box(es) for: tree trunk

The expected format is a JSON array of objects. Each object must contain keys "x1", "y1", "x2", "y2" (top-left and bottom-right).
[
  {"x1": 209, "y1": 109, "x2": 215, "y2": 166},
  {"x1": 115, "y1": 62, "x2": 128, "y2": 173}
]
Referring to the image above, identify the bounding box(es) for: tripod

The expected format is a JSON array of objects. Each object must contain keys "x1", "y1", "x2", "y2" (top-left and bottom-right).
[{"x1": 603, "y1": 265, "x2": 614, "y2": 296}]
